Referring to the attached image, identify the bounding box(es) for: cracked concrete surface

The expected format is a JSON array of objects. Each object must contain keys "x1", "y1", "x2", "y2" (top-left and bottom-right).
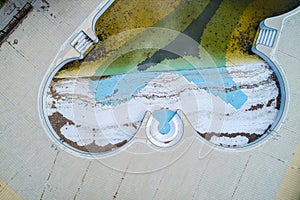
[
  {"x1": 39, "y1": 151, "x2": 59, "y2": 200},
  {"x1": 73, "y1": 161, "x2": 92, "y2": 200}
]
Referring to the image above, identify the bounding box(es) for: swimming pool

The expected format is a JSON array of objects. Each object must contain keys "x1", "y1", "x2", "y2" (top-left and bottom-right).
[{"x1": 43, "y1": 0, "x2": 299, "y2": 153}]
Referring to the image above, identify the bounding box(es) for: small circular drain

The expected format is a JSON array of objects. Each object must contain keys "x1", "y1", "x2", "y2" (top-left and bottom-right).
[{"x1": 146, "y1": 110, "x2": 184, "y2": 148}]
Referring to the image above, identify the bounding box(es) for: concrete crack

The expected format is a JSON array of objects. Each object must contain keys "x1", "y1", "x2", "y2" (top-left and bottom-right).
[
  {"x1": 262, "y1": 152, "x2": 287, "y2": 164},
  {"x1": 40, "y1": 151, "x2": 59, "y2": 200},
  {"x1": 152, "y1": 173, "x2": 165, "y2": 200},
  {"x1": 7, "y1": 42, "x2": 25, "y2": 58},
  {"x1": 278, "y1": 50, "x2": 300, "y2": 61},
  {"x1": 231, "y1": 154, "x2": 252, "y2": 200},
  {"x1": 152, "y1": 153, "x2": 176, "y2": 200},
  {"x1": 113, "y1": 164, "x2": 129, "y2": 200},
  {"x1": 191, "y1": 154, "x2": 213, "y2": 200},
  {"x1": 73, "y1": 161, "x2": 92, "y2": 200},
  {"x1": 7, "y1": 41, "x2": 39, "y2": 69}
]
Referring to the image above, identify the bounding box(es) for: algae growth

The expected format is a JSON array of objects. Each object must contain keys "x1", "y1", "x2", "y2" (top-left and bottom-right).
[{"x1": 56, "y1": 0, "x2": 299, "y2": 78}]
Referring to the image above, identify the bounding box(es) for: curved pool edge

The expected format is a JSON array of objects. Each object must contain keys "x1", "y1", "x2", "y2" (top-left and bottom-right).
[
  {"x1": 38, "y1": 2, "x2": 298, "y2": 157},
  {"x1": 251, "y1": 6, "x2": 300, "y2": 144},
  {"x1": 38, "y1": 0, "x2": 117, "y2": 159},
  {"x1": 1, "y1": 1, "x2": 300, "y2": 199}
]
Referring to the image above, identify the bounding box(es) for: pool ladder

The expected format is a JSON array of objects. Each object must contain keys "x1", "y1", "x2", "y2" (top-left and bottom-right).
[
  {"x1": 70, "y1": 31, "x2": 94, "y2": 54},
  {"x1": 256, "y1": 26, "x2": 277, "y2": 47}
]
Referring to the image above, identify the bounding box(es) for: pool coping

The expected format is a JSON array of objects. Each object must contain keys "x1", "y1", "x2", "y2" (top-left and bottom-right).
[
  {"x1": 38, "y1": 2, "x2": 298, "y2": 157},
  {"x1": 0, "y1": 1, "x2": 299, "y2": 199},
  {"x1": 252, "y1": 6, "x2": 300, "y2": 138}
]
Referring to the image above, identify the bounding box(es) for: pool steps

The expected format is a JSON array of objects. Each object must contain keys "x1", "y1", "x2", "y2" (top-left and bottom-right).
[
  {"x1": 256, "y1": 26, "x2": 277, "y2": 47},
  {"x1": 70, "y1": 31, "x2": 94, "y2": 54}
]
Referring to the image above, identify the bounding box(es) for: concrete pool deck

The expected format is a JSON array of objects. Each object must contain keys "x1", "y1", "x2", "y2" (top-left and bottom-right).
[{"x1": 0, "y1": 1, "x2": 299, "y2": 199}]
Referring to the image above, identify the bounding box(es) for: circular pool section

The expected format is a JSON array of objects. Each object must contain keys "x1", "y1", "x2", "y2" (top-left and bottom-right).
[{"x1": 41, "y1": 59, "x2": 284, "y2": 154}]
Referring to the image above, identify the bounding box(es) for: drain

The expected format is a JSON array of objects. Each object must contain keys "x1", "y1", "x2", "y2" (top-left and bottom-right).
[{"x1": 146, "y1": 110, "x2": 184, "y2": 148}]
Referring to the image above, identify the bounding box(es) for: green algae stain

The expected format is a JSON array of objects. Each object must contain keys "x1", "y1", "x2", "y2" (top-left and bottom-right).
[
  {"x1": 95, "y1": 0, "x2": 213, "y2": 76},
  {"x1": 57, "y1": 0, "x2": 300, "y2": 78},
  {"x1": 95, "y1": 0, "x2": 181, "y2": 40},
  {"x1": 0, "y1": 0, "x2": 6, "y2": 8},
  {"x1": 100, "y1": 48, "x2": 159, "y2": 76}
]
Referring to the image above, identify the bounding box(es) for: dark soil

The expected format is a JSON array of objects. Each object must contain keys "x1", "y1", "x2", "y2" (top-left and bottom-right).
[{"x1": 48, "y1": 112, "x2": 127, "y2": 153}]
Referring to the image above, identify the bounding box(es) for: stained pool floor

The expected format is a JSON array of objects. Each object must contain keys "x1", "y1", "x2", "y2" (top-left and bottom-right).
[{"x1": 45, "y1": 0, "x2": 299, "y2": 153}]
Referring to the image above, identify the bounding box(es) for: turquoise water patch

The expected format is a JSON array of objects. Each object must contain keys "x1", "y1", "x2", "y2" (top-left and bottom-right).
[
  {"x1": 176, "y1": 68, "x2": 248, "y2": 109},
  {"x1": 89, "y1": 67, "x2": 248, "y2": 109},
  {"x1": 153, "y1": 110, "x2": 176, "y2": 134},
  {"x1": 89, "y1": 71, "x2": 161, "y2": 106}
]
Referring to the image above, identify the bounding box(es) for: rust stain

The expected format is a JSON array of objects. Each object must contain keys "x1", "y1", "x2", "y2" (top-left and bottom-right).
[
  {"x1": 245, "y1": 103, "x2": 264, "y2": 111},
  {"x1": 48, "y1": 112, "x2": 127, "y2": 153},
  {"x1": 266, "y1": 99, "x2": 275, "y2": 107},
  {"x1": 198, "y1": 132, "x2": 263, "y2": 145}
]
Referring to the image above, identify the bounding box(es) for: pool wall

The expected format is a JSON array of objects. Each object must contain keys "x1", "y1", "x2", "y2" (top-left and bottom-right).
[{"x1": 39, "y1": 1, "x2": 296, "y2": 156}]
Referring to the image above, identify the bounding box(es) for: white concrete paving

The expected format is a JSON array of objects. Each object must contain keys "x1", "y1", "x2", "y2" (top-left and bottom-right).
[{"x1": 0, "y1": 1, "x2": 299, "y2": 199}]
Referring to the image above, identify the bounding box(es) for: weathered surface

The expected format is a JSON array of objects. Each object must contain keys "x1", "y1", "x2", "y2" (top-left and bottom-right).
[
  {"x1": 0, "y1": 1, "x2": 299, "y2": 200},
  {"x1": 46, "y1": 63, "x2": 280, "y2": 151}
]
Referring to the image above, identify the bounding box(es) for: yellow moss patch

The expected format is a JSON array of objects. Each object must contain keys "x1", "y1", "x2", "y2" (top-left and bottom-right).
[
  {"x1": 56, "y1": 0, "x2": 181, "y2": 78},
  {"x1": 95, "y1": 0, "x2": 181, "y2": 39},
  {"x1": 56, "y1": 29, "x2": 144, "y2": 78},
  {"x1": 226, "y1": 0, "x2": 299, "y2": 66},
  {"x1": 200, "y1": 0, "x2": 251, "y2": 67}
]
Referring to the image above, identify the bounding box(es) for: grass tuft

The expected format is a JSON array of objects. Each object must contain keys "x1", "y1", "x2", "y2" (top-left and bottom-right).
[{"x1": 0, "y1": 0, "x2": 6, "y2": 9}]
